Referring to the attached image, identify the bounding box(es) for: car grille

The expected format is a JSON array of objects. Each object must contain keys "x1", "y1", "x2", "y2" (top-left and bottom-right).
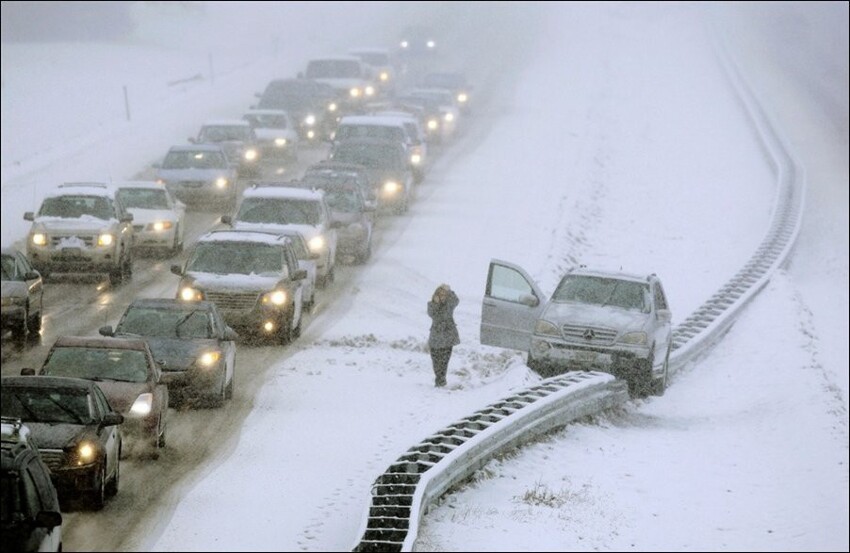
[
  {"x1": 40, "y1": 449, "x2": 66, "y2": 471},
  {"x1": 176, "y1": 180, "x2": 207, "y2": 188},
  {"x1": 50, "y1": 235, "x2": 95, "y2": 247},
  {"x1": 560, "y1": 324, "x2": 618, "y2": 345},
  {"x1": 204, "y1": 291, "x2": 260, "y2": 310}
]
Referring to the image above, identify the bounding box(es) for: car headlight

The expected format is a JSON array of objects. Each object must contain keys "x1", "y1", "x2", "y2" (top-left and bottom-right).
[
  {"x1": 308, "y1": 235, "x2": 326, "y2": 253},
  {"x1": 304, "y1": 114, "x2": 316, "y2": 126},
  {"x1": 444, "y1": 112, "x2": 455, "y2": 122},
  {"x1": 383, "y1": 180, "x2": 401, "y2": 194},
  {"x1": 618, "y1": 331, "x2": 647, "y2": 345},
  {"x1": 74, "y1": 441, "x2": 97, "y2": 466},
  {"x1": 534, "y1": 319, "x2": 560, "y2": 337},
  {"x1": 244, "y1": 148, "x2": 258, "y2": 161},
  {"x1": 98, "y1": 233, "x2": 114, "y2": 247},
  {"x1": 400, "y1": 40, "x2": 409, "y2": 49},
  {"x1": 215, "y1": 177, "x2": 229, "y2": 188},
  {"x1": 31, "y1": 233, "x2": 47, "y2": 246},
  {"x1": 262, "y1": 290, "x2": 287, "y2": 306},
  {"x1": 197, "y1": 351, "x2": 221, "y2": 368},
  {"x1": 180, "y1": 286, "x2": 203, "y2": 301},
  {"x1": 427, "y1": 119, "x2": 439, "y2": 131},
  {"x1": 457, "y1": 92, "x2": 468, "y2": 103},
  {"x1": 327, "y1": 103, "x2": 338, "y2": 112},
  {"x1": 149, "y1": 221, "x2": 174, "y2": 232},
  {"x1": 379, "y1": 72, "x2": 389, "y2": 82},
  {"x1": 365, "y1": 85, "x2": 375, "y2": 96},
  {"x1": 307, "y1": 130, "x2": 316, "y2": 139},
  {"x1": 156, "y1": 178, "x2": 167, "y2": 185},
  {"x1": 129, "y1": 393, "x2": 153, "y2": 417},
  {"x1": 274, "y1": 137, "x2": 287, "y2": 147},
  {"x1": 349, "y1": 87, "x2": 362, "y2": 98},
  {"x1": 426, "y1": 40, "x2": 436, "y2": 49},
  {"x1": 410, "y1": 153, "x2": 422, "y2": 165}
]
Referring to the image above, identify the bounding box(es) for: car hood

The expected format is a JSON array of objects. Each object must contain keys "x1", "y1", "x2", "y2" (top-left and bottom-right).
[
  {"x1": 187, "y1": 271, "x2": 283, "y2": 293},
  {"x1": 132, "y1": 336, "x2": 221, "y2": 372},
  {"x1": 232, "y1": 221, "x2": 322, "y2": 241},
  {"x1": 127, "y1": 208, "x2": 176, "y2": 225},
  {"x1": 33, "y1": 216, "x2": 113, "y2": 233},
  {"x1": 1, "y1": 280, "x2": 27, "y2": 299},
  {"x1": 541, "y1": 302, "x2": 649, "y2": 332},
  {"x1": 25, "y1": 421, "x2": 97, "y2": 450},
  {"x1": 254, "y1": 128, "x2": 299, "y2": 142},
  {"x1": 93, "y1": 381, "x2": 151, "y2": 414},
  {"x1": 158, "y1": 167, "x2": 231, "y2": 181}
]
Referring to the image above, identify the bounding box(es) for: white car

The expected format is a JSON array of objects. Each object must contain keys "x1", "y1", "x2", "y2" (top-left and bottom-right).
[
  {"x1": 267, "y1": 229, "x2": 319, "y2": 309},
  {"x1": 242, "y1": 109, "x2": 300, "y2": 167},
  {"x1": 303, "y1": 56, "x2": 377, "y2": 108},
  {"x1": 116, "y1": 181, "x2": 186, "y2": 255}
]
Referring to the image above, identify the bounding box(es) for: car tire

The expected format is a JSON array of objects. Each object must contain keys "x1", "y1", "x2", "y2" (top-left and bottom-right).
[
  {"x1": 208, "y1": 372, "x2": 227, "y2": 408},
  {"x1": 276, "y1": 310, "x2": 293, "y2": 345},
  {"x1": 105, "y1": 457, "x2": 119, "y2": 497},
  {"x1": 89, "y1": 462, "x2": 107, "y2": 511},
  {"x1": 526, "y1": 352, "x2": 547, "y2": 377},
  {"x1": 628, "y1": 354, "x2": 654, "y2": 399},
  {"x1": 171, "y1": 225, "x2": 183, "y2": 255},
  {"x1": 356, "y1": 241, "x2": 372, "y2": 265},
  {"x1": 11, "y1": 307, "x2": 29, "y2": 344},
  {"x1": 651, "y1": 348, "x2": 670, "y2": 397},
  {"x1": 292, "y1": 308, "x2": 302, "y2": 339}
]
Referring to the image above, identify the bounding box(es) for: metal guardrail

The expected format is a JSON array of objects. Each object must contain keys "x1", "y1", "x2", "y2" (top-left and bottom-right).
[{"x1": 352, "y1": 23, "x2": 805, "y2": 553}]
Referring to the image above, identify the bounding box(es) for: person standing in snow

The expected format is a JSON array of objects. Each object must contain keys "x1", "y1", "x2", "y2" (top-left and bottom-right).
[{"x1": 427, "y1": 283, "x2": 460, "y2": 387}]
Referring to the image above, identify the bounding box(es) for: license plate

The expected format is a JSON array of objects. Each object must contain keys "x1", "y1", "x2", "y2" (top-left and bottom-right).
[
  {"x1": 62, "y1": 247, "x2": 81, "y2": 256},
  {"x1": 574, "y1": 350, "x2": 598, "y2": 364}
]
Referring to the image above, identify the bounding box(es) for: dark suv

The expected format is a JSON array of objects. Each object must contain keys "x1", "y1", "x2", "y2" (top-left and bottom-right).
[{"x1": 1, "y1": 417, "x2": 63, "y2": 552}]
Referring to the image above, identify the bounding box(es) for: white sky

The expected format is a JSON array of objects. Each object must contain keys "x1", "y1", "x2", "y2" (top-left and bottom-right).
[{"x1": 1, "y1": 1, "x2": 847, "y2": 551}]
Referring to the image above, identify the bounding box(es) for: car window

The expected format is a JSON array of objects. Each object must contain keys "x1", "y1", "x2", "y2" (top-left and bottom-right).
[
  {"x1": 118, "y1": 307, "x2": 213, "y2": 339},
  {"x1": 236, "y1": 198, "x2": 322, "y2": 225},
  {"x1": 163, "y1": 150, "x2": 227, "y2": 170},
  {"x1": 323, "y1": 188, "x2": 362, "y2": 213},
  {"x1": 39, "y1": 195, "x2": 114, "y2": 220},
  {"x1": 117, "y1": 188, "x2": 170, "y2": 210},
  {"x1": 488, "y1": 264, "x2": 534, "y2": 303},
  {"x1": 283, "y1": 246, "x2": 300, "y2": 275},
  {"x1": 653, "y1": 282, "x2": 669, "y2": 311},
  {"x1": 552, "y1": 276, "x2": 650, "y2": 313},
  {"x1": 1, "y1": 254, "x2": 20, "y2": 280},
  {"x1": 284, "y1": 236, "x2": 309, "y2": 259},
  {"x1": 42, "y1": 347, "x2": 151, "y2": 383},
  {"x1": 332, "y1": 144, "x2": 403, "y2": 170},
  {"x1": 1, "y1": 387, "x2": 94, "y2": 425},
  {"x1": 92, "y1": 385, "x2": 111, "y2": 418},
  {"x1": 187, "y1": 242, "x2": 284, "y2": 276}
]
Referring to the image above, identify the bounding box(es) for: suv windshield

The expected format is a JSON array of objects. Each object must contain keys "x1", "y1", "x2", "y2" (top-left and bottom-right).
[
  {"x1": 42, "y1": 347, "x2": 150, "y2": 383},
  {"x1": 198, "y1": 126, "x2": 251, "y2": 143},
  {"x1": 552, "y1": 275, "x2": 650, "y2": 313},
  {"x1": 163, "y1": 150, "x2": 227, "y2": 170},
  {"x1": 306, "y1": 60, "x2": 362, "y2": 79},
  {"x1": 243, "y1": 113, "x2": 289, "y2": 129},
  {"x1": 117, "y1": 307, "x2": 212, "y2": 339},
  {"x1": 39, "y1": 195, "x2": 114, "y2": 220},
  {"x1": 236, "y1": 198, "x2": 322, "y2": 225},
  {"x1": 117, "y1": 188, "x2": 169, "y2": 210},
  {"x1": 2, "y1": 387, "x2": 94, "y2": 425},
  {"x1": 333, "y1": 144, "x2": 403, "y2": 170},
  {"x1": 337, "y1": 125, "x2": 405, "y2": 142},
  {"x1": 188, "y1": 242, "x2": 283, "y2": 276},
  {"x1": 317, "y1": 188, "x2": 361, "y2": 213}
]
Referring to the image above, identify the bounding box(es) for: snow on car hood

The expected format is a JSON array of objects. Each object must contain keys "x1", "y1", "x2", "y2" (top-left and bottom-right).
[
  {"x1": 541, "y1": 301, "x2": 649, "y2": 332},
  {"x1": 232, "y1": 221, "x2": 321, "y2": 242},
  {"x1": 127, "y1": 208, "x2": 176, "y2": 226},
  {"x1": 23, "y1": 422, "x2": 98, "y2": 450},
  {"x1": 187, "y1": 271, "x2": 283, "y2": 293},
  {"x1": 34, "y1": 215, "x2": 114, "y2": 232}
]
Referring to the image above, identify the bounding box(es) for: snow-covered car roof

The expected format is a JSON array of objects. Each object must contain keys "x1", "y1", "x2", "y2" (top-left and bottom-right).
[
  {"x1": 309, "y1": 55, "x2": 363, "y2": 63},
  {"x1": 243, "y1": 185, "x2": 325, "y2": 201},
  {"x1": 167, "y1": 144, "x2": 226, "y2": 153},
  {"x1": 197, "y1": 229, "x2": 292, "y2": 246},
  {"x1": 567, "y1": 267, "x2": 653, "y2": 284},
  {"x1": 114, "y1": 180, "x2": 166, "y2": 190},
  {"x1": 44, "y1": 182, "x2": 116, "y2": 199},
  {"x1": 201, "y1": 119, "x2": 252, "y2": 128},
  {"x1": 339, "y1": 115, "x2": 410, "y2": 128}
]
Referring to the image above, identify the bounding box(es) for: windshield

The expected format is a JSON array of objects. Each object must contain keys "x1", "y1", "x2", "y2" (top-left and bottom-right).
[
  {"x1": 117, "y1": 307, "x2": 212, "y2": 339},
  {"x1": 38, "y1": 195, "x2": 114, "y2": 220},
  {"x1": 332, "y1": 144, "x2": 402, "y2": 170},
  {"x1": 552, "y1": 275, "x2": 650, "y2": 313},
  {"x1": 336, "y1": 125, "x2": 405, "y2": 142},
  {"x1": 282, "y1": 235, "x2": 308, "y2": 259},
  {"x1": 306, "y1": 60, "x2": 362, "y2": 79},
  {"x1": 162, "y1": 150, "x2": 227, "y2": 170},
  {"x1": 1, "y1": 255, "x2": 18, "y2": 281},
  {"x1": 187, "y1": 242, "x2": 283, "y2": 275},
  {"x1": 42, "y1": 347, "x2": 151, "y2": 383},
  {"x1": 243, "y1": 114, "x2": 288, "y2": 129},
  {"x1": 117, "y1": 188, "x2": 169, "y2": 210},
  {"x1": 1, "y1": 387, "x2": 94, "y2": 425},
  {"x1": 236, "y1": 198, "x2": 322, "y2": 226},
  {"x1": 198, "y1": 126, "x2": 251, "y2": 143},
  {"x1": 322, "y1": 188, "x2": 362, "y2": 213}
]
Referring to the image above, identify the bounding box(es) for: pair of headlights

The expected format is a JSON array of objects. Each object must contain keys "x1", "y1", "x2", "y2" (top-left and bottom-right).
[{"x1": 30, "y1": 233, "x2": 114, "y2": 247}]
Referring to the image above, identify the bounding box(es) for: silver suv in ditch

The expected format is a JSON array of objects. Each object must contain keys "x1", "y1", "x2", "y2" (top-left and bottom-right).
[
  {"x1": 171, "y1": 230, "x2": 307, "y2": 344},
  {"x1": 480, "y1": 260, "x2": 673, "y2": 397},
  {"x1": 24, "y1": 183, "x2": 135, "y2": 285}
]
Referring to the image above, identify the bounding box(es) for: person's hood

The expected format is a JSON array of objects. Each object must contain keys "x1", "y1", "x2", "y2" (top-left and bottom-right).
[
  {"x1": 126, "y1": 208, "x2": 177, "y2": 226},
  {"x1": 541, "y1": 302, "x2": 649, "y2": 333},
  {"x1": 25, "y1": 421, "x2": 99, "y2": 450}
]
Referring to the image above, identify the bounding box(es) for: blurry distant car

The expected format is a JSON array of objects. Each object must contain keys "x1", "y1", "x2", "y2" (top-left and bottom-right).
[
  {"x1": 223, "y1": 186, "x2": 340, "y2": 287},
  {"x1": 349, "y1": 48, "x2": 396, "y2": 93},
  {"x1": 304, "y1": 161, "x2": 379, "y2": 210},
  {"x1": 303, "y1": 57, "x2": 377, "y2": 110},
  {"x1": 30, "y1": 336, "x2": 169, "y2": 455},
  {"x1": 171, "y1": 229, "x2": 308, "y2": 344},
  {"x1": 115, "y1": 181, "x2": 186, "y2": 256},
  {"x1": 357, "y1": 112, "x2": 428, "y2": 181},
  {"x1": 334, "y1": 115, "x2": 426, "y2": 176},
  {"x1": 420, "y1": 71, "x2": 472, "y2": 114},
  {"x1": 100, "y1": 299, "x2": 237, "y2": 408},
  {"x1": 190, "y1": 119, "x2": 261, "y2": 178},
  {"x1": 1, "y1": 417, "x2": 63, "y2": 551},
  {"x1": 480, "y1": 261, "x2": 673, "y2": 398},
  {"x1": 297, "y1": 176, "x2": 375, "y2": 264},
  {"x1": 394, "y1": 94, "x2": 447, "y2": 144},
  {"x1": 330, "y1": 139, "x2": 414, "y2": 214},
  {"x1": 253, "y1": 78, "x2": 340, "y2": 142},
  {"x1": 254, "y1": 229, "x2": 319, "y2": 309},
  {"x1": 406, "y1": 88, "x2": 460, "y2": 138},
  {"x1": 398, "y1": 25, "x2": 438, "y2": 57},
  {"x1": 23, "y1": 183, "x2": 135, "y2": 285},
  {"x1": 242, "y1": 109, "x2": 299, "y2": 167},
  {"x1": 1, "y1": 376, "x2": 123, "y2": 510},
  {"x1": 1, "y1": 248, "x2": 43, "y2": 346},
  {"x1": 155, "y1": 144, "x2": 238, "y2": 210}
]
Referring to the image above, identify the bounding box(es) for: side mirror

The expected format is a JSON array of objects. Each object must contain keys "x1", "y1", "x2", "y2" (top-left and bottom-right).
[
  {"x1": 518, "y1": 293, "x2": 540, "y2": 308},
  {"x1": 99, "y1": 325, "x2": 115, "y2": 337},
  {"x1": 121, "y1": 213, "x2": 134, "y2": 223},
  {"x1": 35, "y1": 511, "x2": 62, "y2": 528},
  {"x1": 24, "y1": 212, "x2": 34, "y2": 221},
  {"x1": 24, "y1": 271, "x2": 41, "y2": 281},
  {"x1": 170, "y1": 264, "x2": 183, "y2": 276},
  {"x1": 220, "y1": 215, "x2": 233, "y2": 225},
  {"x1": 101, "y1": 412, "x2": 124, "y2": 427},
  {"x1": 293, "y1": 268, "x2": 308, "y2": 281},
  {"x1": 224, "y1": 327, "x2": 239, "y2": 341},
  {"x1": 20, "y1": 368, "x2": 36, "y2": 376},
  {"x1": 657, "y1": 309, "x2": 672, "y2": 323}
]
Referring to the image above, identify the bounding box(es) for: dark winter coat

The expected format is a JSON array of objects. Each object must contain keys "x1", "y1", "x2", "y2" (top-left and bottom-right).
[{"x1": 427, "y1": 290, "x2": 460, "y2": 349}]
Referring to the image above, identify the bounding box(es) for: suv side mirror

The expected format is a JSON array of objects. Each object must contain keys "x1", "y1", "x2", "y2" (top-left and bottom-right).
[
  {"x1": 170, "y1": 264, "x2": 183, "y2": 276},
  {"x1": 221, "y1": 215, "x2": 233, "y2": 225},
  {"x1": 20, "y1": 368, "x2": 36, "y2": 376},
  {"x1": 120, "y1": 213, "x2": 134, "y2": 223},
  {"x1": 24, "y1": 212, "x2": 34, "y2": 221},
  {"x1": 657, "y1": 309, "x2": 672, "y2": 323},
  {"x1": 518, "y1": 293, "x2": 540, "y2": 308},
  {"x1": 293, "y1": 268, "x2": 308, "y2": 281},
  {"x1": 101, "y1": 412, "x2": 124, "y2": 427},
  {"x1": 99, "y1": 325, "x2": 114, "y2": 337},
  {"x1": 224, "y1": 327, "x2": 239, "y2": 341},
  {"x1": 24, "y1": 271, "x2": 41, "y2": 281},
  {"x1": 35, "y1": 511, "x2": 62, "y2": 528}
]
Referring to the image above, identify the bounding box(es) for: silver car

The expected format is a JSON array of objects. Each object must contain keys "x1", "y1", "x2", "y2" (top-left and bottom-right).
[
  {"x1": 480, "y1": 260, "x2": 673, "y2": 397},
  {"x1": 1, "y1": 248, "x2": 44, "y2": 345},
  {"x1": 155, "y1": 144, "x2": 238, "y2": 210}
]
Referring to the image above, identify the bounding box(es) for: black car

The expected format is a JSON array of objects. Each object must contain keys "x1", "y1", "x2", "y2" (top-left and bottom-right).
[
  {"x1": 1, "y1": 376, "x2": 123, "y2": 510},
  {"x1": 100, "y1": 298, "x2": 238, "y2": 408},
  {"x1": 254, "y1": 79, "x2": 341, "y2": 142},
  {"x1": 304, "y1": 161, "x2": 380, "y2": 209},
  {"x1": 329, "y1": 139, "x2": 415, "y2": 215},
  {"x1": 1, "y1": 418, "x2": 63, "y2": 552}
]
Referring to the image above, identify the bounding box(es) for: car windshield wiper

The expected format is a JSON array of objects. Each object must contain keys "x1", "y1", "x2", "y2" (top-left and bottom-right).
[
  {"x1": 45, "y1": 396, "x2": 86, "y2": 424},
  {"x1": 175, "y1": 310, "x2": 204, "y2": 338}
]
